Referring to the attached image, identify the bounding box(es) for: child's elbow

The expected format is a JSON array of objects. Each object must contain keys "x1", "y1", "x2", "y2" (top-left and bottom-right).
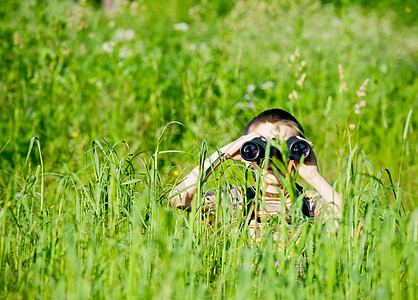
[
  {"x1": 170, "y1": 193, "x2": 188, "y2": 210},
  {"x1": 170, "y1": 195, "x2": 182, "y2": 209}
]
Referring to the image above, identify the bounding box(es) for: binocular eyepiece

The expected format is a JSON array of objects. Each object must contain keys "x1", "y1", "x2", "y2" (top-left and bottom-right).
[{"x1": 240, "y1": 136, "x2": 311, "y2": 162}]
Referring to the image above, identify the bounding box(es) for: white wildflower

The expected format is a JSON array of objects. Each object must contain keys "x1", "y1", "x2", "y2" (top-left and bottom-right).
[
  {"x1": 243, "y1": 94, "x2": 252, "y2": 101},
  {"x1": 198, "y1": 42, "x2": 208, "y2": 52},
  {"x1": 96, "y1": 81, "x2": 103, "y2": 87},
  {"x1": 114, "y1": 29, "x2": 135, "y2": 42},
  {"x1": 102, "y1": 42, "x2": 114, "y2": 53},
  {"x1": 261, "y1": 81, "x2": 275, "y2": 90},
  {"x1": 174, "y1": 23, "x2": 189, "y2": 32},
  {"x1": 118, "y1": 46, "x2": 132, "y2": 58},
  {"x1": 246, "y1": 84, "x2": 256, "y2": 94}
]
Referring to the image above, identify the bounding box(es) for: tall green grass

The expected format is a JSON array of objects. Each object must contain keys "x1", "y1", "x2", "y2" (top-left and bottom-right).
[
  {"x1": 1, "y1": 135, "x2": 416, "y2": 298},
  {"x1": 0, "y1": 0, "x2": 417, "y2": 298}
]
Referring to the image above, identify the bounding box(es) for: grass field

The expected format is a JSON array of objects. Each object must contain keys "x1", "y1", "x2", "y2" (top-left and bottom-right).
[{"x1": 0, "y1": 0, "x2": 417, "y2": 298}]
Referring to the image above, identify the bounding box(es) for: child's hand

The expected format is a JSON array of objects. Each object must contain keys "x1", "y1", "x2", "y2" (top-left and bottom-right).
[
  {"x1": 222, "y1": 132, "x2": 262, "y2": 163},
  {"x1": 293, "y1": 137, "x2": 321, "y2": 182}
]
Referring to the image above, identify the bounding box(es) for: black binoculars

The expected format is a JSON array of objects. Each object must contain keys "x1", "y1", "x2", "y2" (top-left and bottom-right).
[{"x1": 240, "y1": 136, "x2": 310, "y2": 162}]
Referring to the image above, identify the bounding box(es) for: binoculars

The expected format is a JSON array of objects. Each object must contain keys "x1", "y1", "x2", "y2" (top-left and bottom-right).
[{"x1": 240, "y1": 136, "x2": 311, "y2": 162}]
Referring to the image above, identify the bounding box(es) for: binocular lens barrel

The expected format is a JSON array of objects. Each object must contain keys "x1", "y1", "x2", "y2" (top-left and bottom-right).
[
  {"x1": 286, "y1": 137, "x2": 310, "y2": 159},
  {"x1": 240, "y1": 136, "x2": 310, "y2": 162},
  {"x1": 240, "y1": 138, "x2": 265, "y2": 161}
]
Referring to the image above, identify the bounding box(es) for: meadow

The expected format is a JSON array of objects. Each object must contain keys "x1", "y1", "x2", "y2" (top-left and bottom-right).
[{"x1": 0, "y1": 0, "x2": 417, "y2": 298}]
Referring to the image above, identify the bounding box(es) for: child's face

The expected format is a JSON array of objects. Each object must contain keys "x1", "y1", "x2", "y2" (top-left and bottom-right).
[{"x1": 247, "y1": 121, "x2": 300, "y2": 186}]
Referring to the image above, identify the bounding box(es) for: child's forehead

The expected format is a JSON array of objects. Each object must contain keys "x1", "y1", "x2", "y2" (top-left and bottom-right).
[{"x1": 249, "y1": 121, "x2": 299, "y2": 140}]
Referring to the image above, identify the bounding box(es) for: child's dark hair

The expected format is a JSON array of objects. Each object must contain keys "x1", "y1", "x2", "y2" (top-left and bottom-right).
[{"x1": 243, "y1": 108, "x2": 305, "y2": 135}]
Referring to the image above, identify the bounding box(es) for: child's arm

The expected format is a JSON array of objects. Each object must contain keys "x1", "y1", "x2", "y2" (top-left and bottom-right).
[
  {"x1": 299, "y1": 153, "x2": 365, "y2": 234},
  {"x1": 295, "y1": 144, "x2": 342, "y2": 221},
  {"x1": 170, "y1": 133, "x2": 260, "y2": 210}
]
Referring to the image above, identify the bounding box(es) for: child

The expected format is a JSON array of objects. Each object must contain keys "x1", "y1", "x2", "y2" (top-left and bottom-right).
[{"x1": 170, "y1": 108, "x2": 342, "y2": 240}]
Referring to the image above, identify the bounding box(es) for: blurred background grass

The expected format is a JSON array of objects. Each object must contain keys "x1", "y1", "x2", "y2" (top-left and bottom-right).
[{"x1": 0, "y1": 0, "x2": 416, "y2": 209}]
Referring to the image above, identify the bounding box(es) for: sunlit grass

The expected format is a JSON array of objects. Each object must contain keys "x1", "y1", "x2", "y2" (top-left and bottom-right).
[{"x1": 0, "y1": 0, "x2": 417, "y2": 298}]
